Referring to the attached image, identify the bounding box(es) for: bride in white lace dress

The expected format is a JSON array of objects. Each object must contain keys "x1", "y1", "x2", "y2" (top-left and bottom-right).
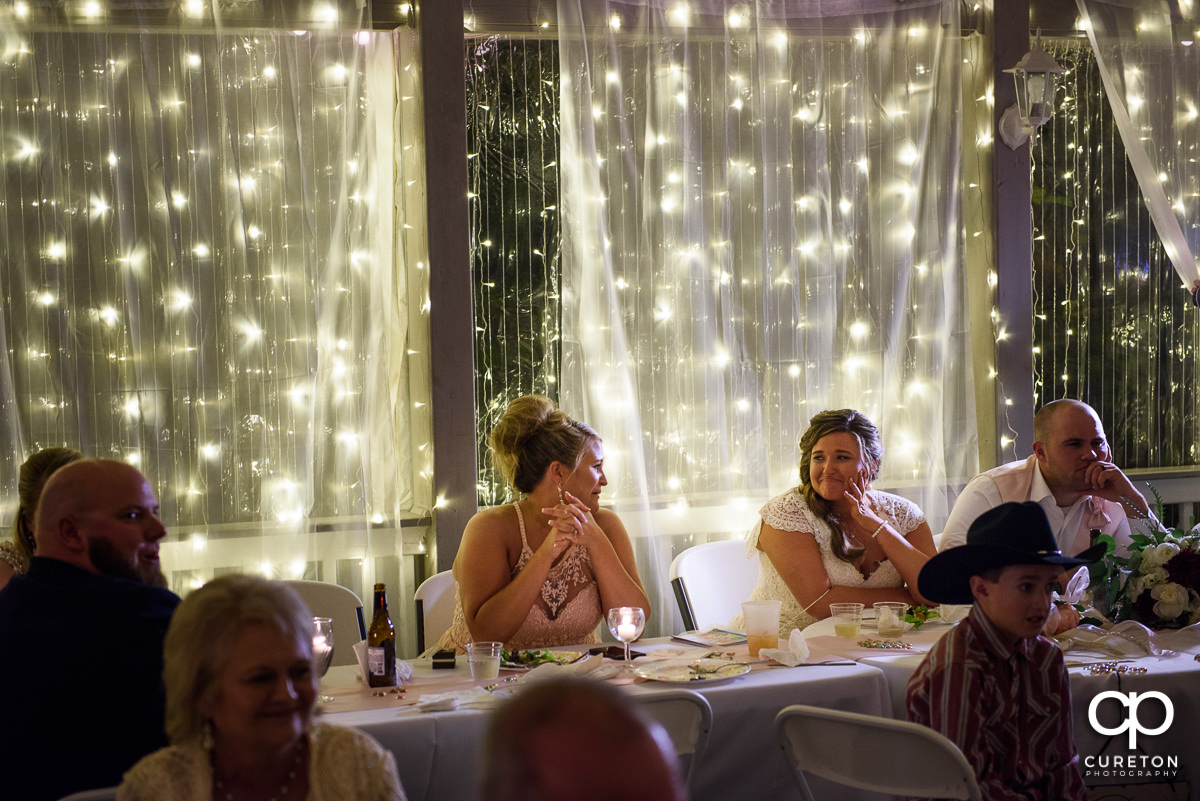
[
  {"x1": 433, "y1": 395, "x2": 650, "y2": 654},
  {"x1": 734, "y1": 409, "x2": 937, "y2": 633}
]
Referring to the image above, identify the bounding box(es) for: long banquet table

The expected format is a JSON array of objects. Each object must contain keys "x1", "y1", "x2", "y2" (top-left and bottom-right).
[
  {"x1": 319, "y1": 639, "x2": 893, "y2": 801},
  {"x1": 805, "y1": 615, "x2": 1200, "y2": 800}
]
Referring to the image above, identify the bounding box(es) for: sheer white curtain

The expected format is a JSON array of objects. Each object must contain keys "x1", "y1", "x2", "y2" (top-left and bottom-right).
[
  {"x1": 0, "y1": 8, "x2": 432, "y2": 604},
  {"x1": 1077, "y1": 0, "x2": 1200, "y2": 290},
  {"x1": 556, "y1": 0, "x2": 974, "y2": 634}
]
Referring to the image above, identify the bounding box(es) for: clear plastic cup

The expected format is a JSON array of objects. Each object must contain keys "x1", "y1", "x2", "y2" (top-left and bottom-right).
[
  {"x1": 873, "y1": 602, "x2": 909, "y2": 638},
  {"x1": 829, "y1": 603, "x2": 864, "y2": 638},
  {"x1": 466, "y1": 641, "x2": 502, "y2": 680},
  {"x1": 741, "y1": 600, "x2": 782, "y2": 657}
]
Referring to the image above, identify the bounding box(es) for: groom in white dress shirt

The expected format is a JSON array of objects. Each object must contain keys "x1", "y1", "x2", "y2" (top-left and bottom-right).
[{"x1": 940, "y1": 400, "x2": 1162, "y2": 558}]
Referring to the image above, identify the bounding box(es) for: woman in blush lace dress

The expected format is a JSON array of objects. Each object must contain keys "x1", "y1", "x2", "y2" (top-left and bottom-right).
[
  {"x1": 734, "y1": 409, "x2": 937, "y2": 634},
  {"x1": 432, "y1": 395, "x2": 650, "y2": 654}
]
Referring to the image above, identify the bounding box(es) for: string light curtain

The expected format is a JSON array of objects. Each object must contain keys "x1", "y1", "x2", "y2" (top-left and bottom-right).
[
  {"x1": 466, "y1": 37, "x2": 563, "y2": 507},
  {"x1": 555, "y1": 0, "x2": 973, "y2": 632},
  {"x1": 0, "y1": 5, "x2": 433, "y2": 597},
  {"x1": 1033, "y1": 41, "x2": 1199, "y2": 468},
  {"x1": 1075, "y1": 0, "x2": 1200, "y2": 292}
]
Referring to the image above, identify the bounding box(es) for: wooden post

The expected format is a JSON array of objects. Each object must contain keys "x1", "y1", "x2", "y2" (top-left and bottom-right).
[
  {"x1": 419, "y1": 0, "x2": 478, "y2": 571},
  {"x1": 992, "y1": 1, "x2": 1036, "y2": 465}
]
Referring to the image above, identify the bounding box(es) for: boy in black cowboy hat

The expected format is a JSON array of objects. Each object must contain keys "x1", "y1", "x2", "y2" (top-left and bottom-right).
[{"x1": 906, "y1": 501, "x2": 1103, "y2": 801}]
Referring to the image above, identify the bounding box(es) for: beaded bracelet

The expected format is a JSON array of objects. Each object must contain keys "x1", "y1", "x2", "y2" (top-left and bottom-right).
[{"x1": 870, "y1": 521, "x2": 887, "y2": 539}]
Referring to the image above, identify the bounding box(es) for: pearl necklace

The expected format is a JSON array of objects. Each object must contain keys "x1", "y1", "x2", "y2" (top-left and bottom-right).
[{"x1": 212, "y1": 742, "x2": 304, "y2": 801}]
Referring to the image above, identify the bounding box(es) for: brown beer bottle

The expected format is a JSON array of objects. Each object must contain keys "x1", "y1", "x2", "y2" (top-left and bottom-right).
[{"x1": 367, "y1": 582, "x2": 397, "y2": 687}]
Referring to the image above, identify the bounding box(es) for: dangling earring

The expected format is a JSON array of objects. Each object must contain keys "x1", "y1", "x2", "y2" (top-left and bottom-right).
[
  {"x1": 202, "y1": 718, "x2": 214, "y2": 751},
  {"x1": 20, "y1": 516, "x2": 36, "y2": 558}
]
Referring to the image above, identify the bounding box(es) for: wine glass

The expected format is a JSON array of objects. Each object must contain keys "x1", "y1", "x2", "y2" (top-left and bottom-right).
[
  {"x1": 606, "y1": 606, "x2": 646, "y2": 668},
  {"x1": 313, "y1": 617, "x2": 334, "y2": 703}
]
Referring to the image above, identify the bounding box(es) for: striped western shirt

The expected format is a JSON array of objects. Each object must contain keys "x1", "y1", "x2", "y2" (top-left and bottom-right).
[{"x1": 906, "y1": 606, "x2": 1086, "y2": 800}]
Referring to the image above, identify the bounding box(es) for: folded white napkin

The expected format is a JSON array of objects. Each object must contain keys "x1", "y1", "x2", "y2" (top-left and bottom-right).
[
  {"x1": 351, "y1": 641, "x2": 415, "y2": 684},
  {"x1": 523, "y1": 654, "x2": 621, "y2": 682},
  {"x1": 758, "y1": 628, "x2": 810, "y2": 666},
  {"x1": 416, "y1": 686, "x2": 498, "y2": 713},
  {"x1": 1062, "y1": 567, "x2": 1090, "y2": 605}
]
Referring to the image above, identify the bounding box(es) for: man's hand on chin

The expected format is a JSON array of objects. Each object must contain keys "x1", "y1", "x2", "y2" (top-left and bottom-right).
[{"x1": 1082, "y1": 461, "x2": 1148, "y2": 512}]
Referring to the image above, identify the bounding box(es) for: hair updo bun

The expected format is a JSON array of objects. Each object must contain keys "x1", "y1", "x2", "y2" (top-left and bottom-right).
[
  {"x1": 13, "y1": 446, "x2": 85, "y2": 560},
  {"x1": 489, "y1": 395, "x2": 598, "y2": 493}
]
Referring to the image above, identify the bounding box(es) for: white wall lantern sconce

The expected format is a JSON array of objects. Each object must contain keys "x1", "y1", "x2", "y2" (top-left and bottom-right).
[{"x1": 998, "y1": 28, "x2": 1065, "y2": 149}]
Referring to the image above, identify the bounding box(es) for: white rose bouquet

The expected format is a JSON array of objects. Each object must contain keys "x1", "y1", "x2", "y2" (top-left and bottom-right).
[{"x1": 1085, "y1": 492, "x2": 1200, "y2": 630}]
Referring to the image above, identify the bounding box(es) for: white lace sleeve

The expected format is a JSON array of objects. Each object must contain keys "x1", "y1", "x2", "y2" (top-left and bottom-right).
[
  {"x1": 758, "y1": 491, "x2": 832, "y2": 547},
  {"x1": 869, "y1": 491, "x2": 925, "y2": 535}
]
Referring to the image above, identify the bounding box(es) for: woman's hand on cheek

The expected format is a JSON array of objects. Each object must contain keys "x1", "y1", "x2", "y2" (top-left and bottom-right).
[{"x1": 843, "y1": 475, "x2": 878, "y2": 525}]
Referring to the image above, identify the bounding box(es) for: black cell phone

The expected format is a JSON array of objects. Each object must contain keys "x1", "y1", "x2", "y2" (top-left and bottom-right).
[
  {"x1": 431, "y1": 648, "x2": 457, "y2": 669},
  {"x1": 589, "y1": 645, "x2": 644, "y2": 660}
]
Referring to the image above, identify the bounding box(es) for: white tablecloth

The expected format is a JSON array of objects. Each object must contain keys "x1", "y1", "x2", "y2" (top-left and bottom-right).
[
  {"x1": 319, "y1": 639, "x2": 893, "y2": 801},
  {"x1": 804, "y1": 615, "x2": 1200, "y2": 799}
]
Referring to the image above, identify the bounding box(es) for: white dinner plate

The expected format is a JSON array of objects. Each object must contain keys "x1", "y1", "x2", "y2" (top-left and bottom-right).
[{"x1": 632, "y1": 658, "x2": 752, "y2": 684}]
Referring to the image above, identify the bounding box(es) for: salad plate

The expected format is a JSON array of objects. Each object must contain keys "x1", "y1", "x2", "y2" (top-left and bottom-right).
[{"x1": 499, "y1": 649, "x2": 587, "y2": 670}]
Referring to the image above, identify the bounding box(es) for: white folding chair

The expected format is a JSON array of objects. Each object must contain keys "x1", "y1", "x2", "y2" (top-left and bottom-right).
[
  {"x1": 56, "y1": 788, "x2": 118, "y2": 801},
  {"x1": 414, "y1": 570, "x2": 457, "y2": 652},
  {"x1": 639, "y1": 690, "x2": 713, "y2": 793},
  {"x1": 774, "y1": 704, "x2": 982, "y2": 801},
  {"x1": 282, "y1": 580, "x2": 366, "y2": 667},
  {"x1": 668, "y1": 539, "x2": 760, "y2": 631}
]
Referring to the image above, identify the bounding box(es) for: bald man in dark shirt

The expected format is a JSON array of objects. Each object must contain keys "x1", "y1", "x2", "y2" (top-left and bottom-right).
[{"x1": 0, "y1": 459, "x2": 181, "y2": 800}]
